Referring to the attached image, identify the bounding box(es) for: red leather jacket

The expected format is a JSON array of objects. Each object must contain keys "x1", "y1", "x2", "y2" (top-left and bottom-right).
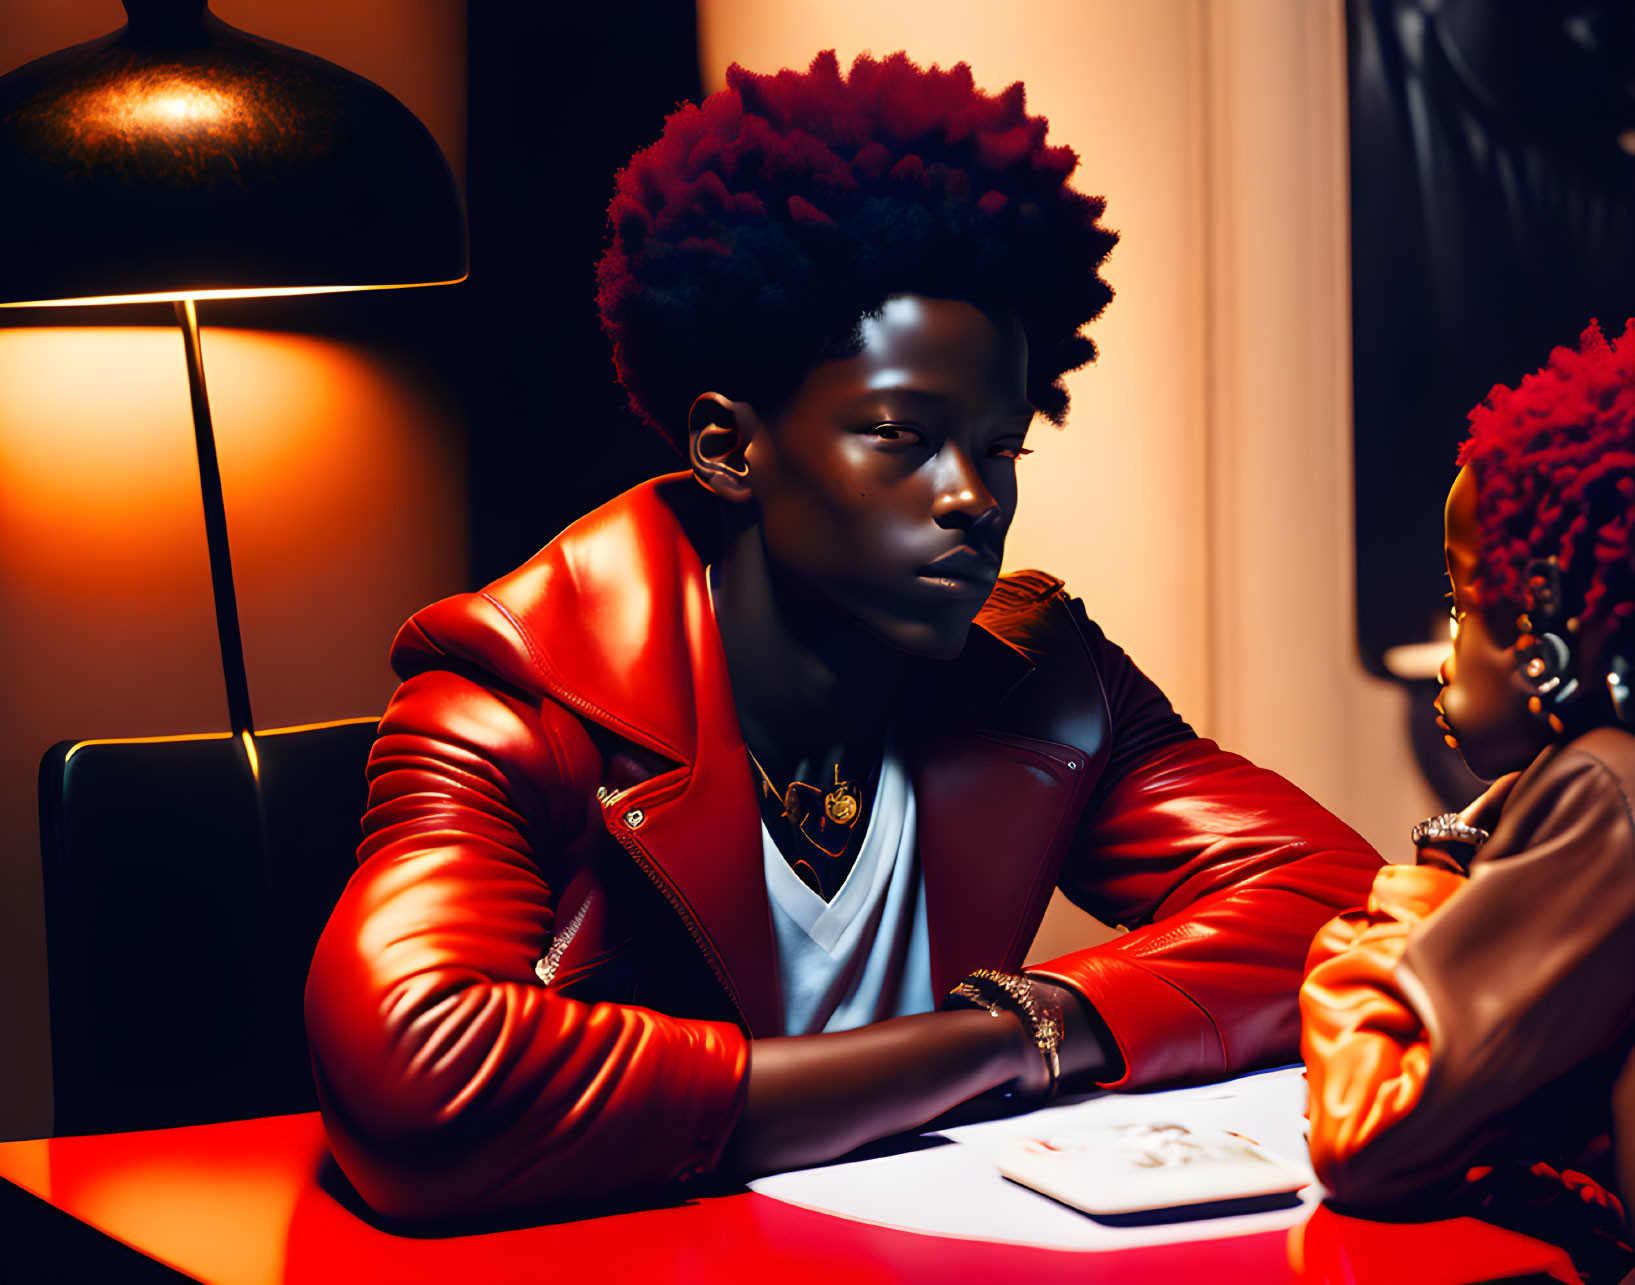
[{"x1": 305, "y1": 473, "x2": 1381, "y2": 1219}]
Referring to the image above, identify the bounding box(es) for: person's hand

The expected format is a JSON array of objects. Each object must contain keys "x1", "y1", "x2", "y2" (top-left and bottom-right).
[
  {"x1": 1418, "y1": 772, "x2": 1521, "y2": 873},
  {"x1": 1459, "y1": 771, "x2": 1520, "y2": 833}
]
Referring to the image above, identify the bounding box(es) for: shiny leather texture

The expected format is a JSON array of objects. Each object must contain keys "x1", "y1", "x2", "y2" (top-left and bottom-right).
[
  {"x1": 305, "y1": 473, "x2": 1382, "y2": 1219},
  {"x1": 1301, "y1": 864, "x2": 1464, "y2": 1201},
  {"x1": 1302, "y1": 727, "x2": 1635, "y2": 1213}
]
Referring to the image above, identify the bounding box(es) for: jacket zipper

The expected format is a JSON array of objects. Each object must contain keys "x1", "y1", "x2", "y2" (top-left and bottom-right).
[
  {"x1": 604, "y1": 814, "x2": 750, "y2": 1030},
  {"x1": 534, "y1": 893, "x2": 592, "y2": 987},
  {"x1": 973, "y1": 728, "x2": 1087, "y2": 778}
]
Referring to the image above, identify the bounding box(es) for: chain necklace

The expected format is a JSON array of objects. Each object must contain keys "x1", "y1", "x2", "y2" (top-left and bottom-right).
[{"x1": 745, "y1": 747, "x2": 862, "y2": 861}]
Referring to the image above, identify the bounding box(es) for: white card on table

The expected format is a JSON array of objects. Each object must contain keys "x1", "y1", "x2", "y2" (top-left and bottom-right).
[{"x1": 995, "y1": 1122, "x2": 1309, "y2": 1217}]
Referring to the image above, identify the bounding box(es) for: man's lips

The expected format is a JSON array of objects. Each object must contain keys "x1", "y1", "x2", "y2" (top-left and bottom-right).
[{"x1": 920, "y1": 545, "x2": 1001, "y2": 585}]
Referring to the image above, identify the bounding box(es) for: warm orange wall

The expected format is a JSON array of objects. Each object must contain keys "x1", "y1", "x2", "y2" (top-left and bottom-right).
[
  {"x1": 0, "y1": 327, "x2": 468, "y2": 728},
  {"x1": 0, "y1": 4, "x2": 468, "y2": 1141}
]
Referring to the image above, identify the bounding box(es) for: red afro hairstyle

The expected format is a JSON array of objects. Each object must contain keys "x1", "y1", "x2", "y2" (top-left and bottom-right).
[
  {"x1": 1457, "y1": 318, "x2": 1635, "y2": 630},
  {"x1": 595, "y1": 50, "x2": 1118, "y2": 451}
]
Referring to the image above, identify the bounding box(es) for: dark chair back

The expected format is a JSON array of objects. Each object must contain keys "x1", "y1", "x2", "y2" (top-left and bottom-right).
[{"x1": 38, "y1": 717, "x2": 377, "y2": 1135}]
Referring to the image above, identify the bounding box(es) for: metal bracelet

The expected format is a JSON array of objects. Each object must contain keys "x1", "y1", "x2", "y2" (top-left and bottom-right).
[
  {"x1": 1409, "y1": 811, "x2": 1490, "y2": 849},
  {"x1": 949, "y1": 968, "x2": 1062, "y2": 1098}
]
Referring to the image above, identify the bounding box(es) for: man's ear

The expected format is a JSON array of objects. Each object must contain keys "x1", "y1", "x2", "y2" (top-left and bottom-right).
[{"x1": 688, "y1": 392, "x2": 759, "y2": 504}]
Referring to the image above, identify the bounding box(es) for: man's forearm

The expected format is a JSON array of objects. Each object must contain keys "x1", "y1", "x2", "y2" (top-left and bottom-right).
[{"x1": 720, "y1": 1008, "x2": 1040, "y2": 1179}]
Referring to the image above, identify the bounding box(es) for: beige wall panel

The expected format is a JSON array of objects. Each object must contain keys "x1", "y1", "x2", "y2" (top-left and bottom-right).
[{"x1": 1200, "y1": 2, "x2": 1435, "y2": 855}]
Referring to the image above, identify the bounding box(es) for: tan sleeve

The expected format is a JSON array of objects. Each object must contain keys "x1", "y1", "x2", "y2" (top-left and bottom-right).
[{"x1": 1315, "y1": 737, "x2": 1635, "y2": 1207}]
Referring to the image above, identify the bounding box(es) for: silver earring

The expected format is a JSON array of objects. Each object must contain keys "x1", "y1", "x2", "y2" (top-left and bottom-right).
[{"x1": 1609, "y1": 654, "x2": 1635, "y2": 726}]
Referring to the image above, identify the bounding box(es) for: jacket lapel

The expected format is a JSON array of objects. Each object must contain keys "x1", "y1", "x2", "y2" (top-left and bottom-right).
[
  {"x1": 589, "y1": 509, "x2": 784, "y2": 1037},
  {"x1": 495, "y1": 474, "x2": 784, "y2": 1035},
  {"x1": 601, "y1": 740, "x2": 784, "y2": 1037}
]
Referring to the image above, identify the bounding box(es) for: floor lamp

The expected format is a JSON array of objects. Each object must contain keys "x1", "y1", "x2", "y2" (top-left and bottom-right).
[
  {"x1": 0, "y1": 0, "x2": 467, "y2": 1131},
  {"x1": 0, "y1": 0, "x2": 468, "y2": 742}
]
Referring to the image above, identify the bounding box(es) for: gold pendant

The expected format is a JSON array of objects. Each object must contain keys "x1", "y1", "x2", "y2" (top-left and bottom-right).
[
  {"x1": 825, "y1": 788, "x2": 857, "y2": 824},
  {"x1": 824, "y1": 763, "x2": 858, "y2": 825}
]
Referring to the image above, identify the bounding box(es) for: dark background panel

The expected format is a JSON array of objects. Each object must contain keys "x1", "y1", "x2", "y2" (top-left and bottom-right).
[
  {"x1": 462, "y1": 3, "x2": 701, "y2": 585},
  {"x1": 1349, "y1": 0, "x2": 1635, "y2": 672}
]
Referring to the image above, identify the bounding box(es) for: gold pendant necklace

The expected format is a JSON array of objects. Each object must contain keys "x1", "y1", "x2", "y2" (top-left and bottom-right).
[
  {"x1": 745, "y1": 748, "x2": 861, "y2": 860},
  {"x1": 824, "y1": 763, "x2": 858, "y2": 824}
]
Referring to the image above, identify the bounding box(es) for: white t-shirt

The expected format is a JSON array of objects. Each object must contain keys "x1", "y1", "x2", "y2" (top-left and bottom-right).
[{"x1": 763, "y1": 732, "x2": 936, "y2": 1036}]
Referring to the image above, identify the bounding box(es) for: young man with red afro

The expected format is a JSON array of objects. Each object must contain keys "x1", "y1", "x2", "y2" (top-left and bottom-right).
[
  {"x1": 1303, "y1": 319, "x2": 1635, "y2": 1280},
  {"x1": 305, "y1": 50, "x2": 1381, "y2": 1220}
]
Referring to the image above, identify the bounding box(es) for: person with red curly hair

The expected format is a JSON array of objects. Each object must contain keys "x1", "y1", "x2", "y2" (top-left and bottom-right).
[
  {"x1": 1303, "y1": 319, "x2": 1635, "y2": 1278},
  {"x1": 305, "y1": 50, "x2": 1381, "y2": 1220}
]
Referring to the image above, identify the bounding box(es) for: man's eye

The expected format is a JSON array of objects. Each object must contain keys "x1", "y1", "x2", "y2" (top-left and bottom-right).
[
  {"x1": 991, "y1": 444, "x2": 1034, "y2": 460},
  {"x1": 868, "y1": 423, "x2": 923, "y2": 444}
]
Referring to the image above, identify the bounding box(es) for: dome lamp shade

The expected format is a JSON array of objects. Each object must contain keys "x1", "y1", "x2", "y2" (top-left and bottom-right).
[
  {"x1": 0, "y1": 0, "x2": 468, "y2": 307},
  {"x1": 0, "y1": 0, "x2": 468, "y2": 741}
]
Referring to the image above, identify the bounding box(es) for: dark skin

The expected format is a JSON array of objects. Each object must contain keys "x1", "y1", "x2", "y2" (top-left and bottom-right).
[
  {"x1": 1436, "y1": 466, "x2": 1555, "y2": 784},
  {"x1": 1429, "y1": 465, "x2": 1625, "y2": 861},
  {"x1": 691, "y1": 295, "x2": 1111, "y2": 1180}
]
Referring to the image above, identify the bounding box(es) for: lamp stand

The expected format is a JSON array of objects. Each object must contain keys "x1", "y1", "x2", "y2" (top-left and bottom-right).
[{"x1": 174, "y1": 298, "x2": 255, "y2": 737}]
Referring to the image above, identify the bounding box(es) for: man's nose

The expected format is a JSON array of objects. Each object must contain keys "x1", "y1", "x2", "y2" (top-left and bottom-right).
[{"x1": 931, "y1": 448, "x2": 1000, "y2": 532}]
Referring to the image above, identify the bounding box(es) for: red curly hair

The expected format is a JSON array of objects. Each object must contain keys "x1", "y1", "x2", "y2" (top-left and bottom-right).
[
  {"x1": 595, "y1": 50, "x2": 1118, "y2": 450},
  {"x1": 1457, "y1": 318, "x2": 1635, "y2": 628}
]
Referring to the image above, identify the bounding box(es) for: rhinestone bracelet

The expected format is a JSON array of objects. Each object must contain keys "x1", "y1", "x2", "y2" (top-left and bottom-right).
[{"x1": 1410, "y1": 811, "x2": 1490, "y2": 850}]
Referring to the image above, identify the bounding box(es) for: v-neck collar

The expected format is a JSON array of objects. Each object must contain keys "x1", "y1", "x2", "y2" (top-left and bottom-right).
[{"x1": 764, "y1": 727, "x2": 905, "y2": 950}]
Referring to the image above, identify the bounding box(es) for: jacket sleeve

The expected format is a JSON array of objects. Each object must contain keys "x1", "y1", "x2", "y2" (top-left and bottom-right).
[
  {"x1": 303, "y1": 665, "x2": 749, "y2": 1221},
  {"x1": 1299, "y1": 864, "x2": 1467, "y2": 1204},
  {"x1": 1301, "y1": 743, "x2": 1635, "y2": 1208},
  {"x1": 1023, "y1": 615, "x2": 1384, "y2": 1089}
]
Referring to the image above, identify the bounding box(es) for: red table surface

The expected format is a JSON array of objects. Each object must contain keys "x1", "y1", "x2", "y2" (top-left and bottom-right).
[{"x1": 0, "y1": 1112, "x2": 1583, "y2": 1285}]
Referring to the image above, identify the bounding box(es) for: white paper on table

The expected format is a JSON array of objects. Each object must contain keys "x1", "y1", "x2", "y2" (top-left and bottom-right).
[{"x1": 748, "y1": 1065, "x2": 1326, "y2": 1252}]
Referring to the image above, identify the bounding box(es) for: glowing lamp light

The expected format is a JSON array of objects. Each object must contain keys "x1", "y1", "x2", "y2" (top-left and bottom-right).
[{"x1": 0, "y1": 0, "x2": 468, "y2": 739}]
